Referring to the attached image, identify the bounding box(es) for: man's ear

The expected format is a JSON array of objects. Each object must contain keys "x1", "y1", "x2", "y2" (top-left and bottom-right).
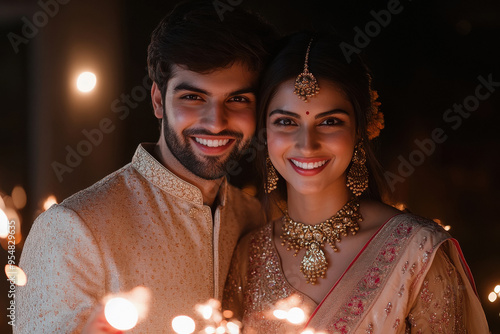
[{"x1": 151, "y1": 82, "x2": 163, "y2": 119}]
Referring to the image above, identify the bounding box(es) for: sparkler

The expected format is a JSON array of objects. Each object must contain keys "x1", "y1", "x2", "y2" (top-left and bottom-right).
[{"x1": 103, "y1": 286, "x2": 151, "y2": 331}]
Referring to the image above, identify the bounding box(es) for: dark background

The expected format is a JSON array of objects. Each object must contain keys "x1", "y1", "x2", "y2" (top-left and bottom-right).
[{"x1": 1, "y1": 0, "x2": 499, "y2": 332}]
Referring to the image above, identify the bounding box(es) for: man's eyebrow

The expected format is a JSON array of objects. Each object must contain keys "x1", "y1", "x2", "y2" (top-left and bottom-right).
[
  {"x1": 173, "y1": 83, "x2": 209, "y2": 95},
  {"x1": 230, "y1": 87, "x2": 256, "y2": 96},
  {"x1": 173, "y1": 84, "x2": 256, "y2": 97}
]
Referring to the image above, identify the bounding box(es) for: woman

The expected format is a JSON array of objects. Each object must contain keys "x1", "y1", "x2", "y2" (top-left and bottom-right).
[{"x1": 223, "y1": 32, "x2": 490, "y2": 333}]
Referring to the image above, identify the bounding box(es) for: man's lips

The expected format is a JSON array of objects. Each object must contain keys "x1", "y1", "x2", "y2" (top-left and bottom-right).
[
  {"x1": 194, "y1": 137, "x2": 230, "y2": 148},
  {"x1": 288, "y1": 158, "x2": 330, "y2": 176},
  {"x1": 190, "y1": 136, "x2": 235, "y2": 155}
]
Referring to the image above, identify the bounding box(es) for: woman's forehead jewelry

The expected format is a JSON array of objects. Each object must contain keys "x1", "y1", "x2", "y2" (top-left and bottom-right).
[{"x1": 294, "y1": 38, "x2": 320, "y2": 102}]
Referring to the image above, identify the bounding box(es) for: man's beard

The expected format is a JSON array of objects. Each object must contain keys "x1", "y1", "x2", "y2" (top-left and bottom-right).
[{"x1": 163, "y1": 119, "x2": 251, "y2": 180}]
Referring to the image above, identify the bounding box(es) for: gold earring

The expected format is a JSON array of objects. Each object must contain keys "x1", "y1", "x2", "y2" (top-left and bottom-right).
[
  {"x1": 347, "y1": 141, "x2": 369, "y2": 197},
  {"x1": 265, "y1": 156, "x2": 279, "y2": 193}
]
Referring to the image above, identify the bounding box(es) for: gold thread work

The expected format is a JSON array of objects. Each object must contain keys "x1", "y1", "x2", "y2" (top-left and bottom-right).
[{"x1": 281, "y1": 198, "x2": 362, "y2": 284}]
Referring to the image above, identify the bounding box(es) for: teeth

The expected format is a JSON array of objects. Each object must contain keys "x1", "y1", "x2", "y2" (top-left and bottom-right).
[
  {"x1": 291, "y1": 159, "x2": 328, "y2": 170},
  {"x1": 194, "y1": 138, "x2": 230, "y2": 147}
]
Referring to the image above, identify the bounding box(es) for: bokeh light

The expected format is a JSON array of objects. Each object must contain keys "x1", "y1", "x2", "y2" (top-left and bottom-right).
[
  {"x1": 0, "y1": 209, "x2": 9, "y2": 238},
  {"x1": 172, "y1": 315, "x2": 195, "y2": 334},
  {"x1": 104, "y1": 297, "x2": 139, "y2": 330},
  {"x1": 43, "y1": 195, "x2": 58, "y2": 211},
  {"x1": 11, "y1": 186, "x2": 27, "y2": 210},
  {"x1": 286, "y1": 307, "x2": 305, "y2": 324},
  {"x1": 5, "y1": 265, "x2": 27, "y2": 286},
  {"x1": 76, "y1": 71, "x2": 97, "y2": 92}
]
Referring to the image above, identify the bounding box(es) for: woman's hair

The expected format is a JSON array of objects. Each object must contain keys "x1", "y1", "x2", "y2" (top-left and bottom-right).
[{"x1": 256, "y1": 31, "x2": 388, "y2": 217}]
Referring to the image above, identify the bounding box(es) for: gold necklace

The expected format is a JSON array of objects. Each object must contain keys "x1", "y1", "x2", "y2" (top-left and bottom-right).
[{"x1": 281, "y1": 198, "x2": 362, "y2": 284}]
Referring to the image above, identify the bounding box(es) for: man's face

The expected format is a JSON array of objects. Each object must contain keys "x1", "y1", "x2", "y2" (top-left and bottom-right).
[{"x1": 154, "y1": 63, "x2": 258, "y2": 180}]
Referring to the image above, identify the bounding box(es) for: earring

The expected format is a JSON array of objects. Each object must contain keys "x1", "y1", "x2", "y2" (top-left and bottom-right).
[
  {"x1": 265, "y1": 155, "x2": 279, "y2": 193},
  {"x1": 347, "y1": 141, "x2": 369, "y2": 197}
]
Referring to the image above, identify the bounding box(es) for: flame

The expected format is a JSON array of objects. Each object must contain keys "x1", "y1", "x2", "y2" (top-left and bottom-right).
[
  {"x1": 172, "y1": 315, "x2": 196, "y2": 334},
  {"x1": 43, "y1": 195, "x2": 58, "y2": 211},
  {"x1": 5, "y1": 264, "x2": 27, "y2": 286}
]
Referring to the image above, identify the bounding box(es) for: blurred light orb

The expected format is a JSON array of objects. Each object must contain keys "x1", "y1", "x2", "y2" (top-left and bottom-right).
[
  {"x1": 5, "y1": 265, "x2": 27, "y2": 286},
  {"x1": 0, "y1": 209, "x2": 9, "y2": 238},
  {"x1": 204, "y1": 326, "x2": 216, "y2": 334},
  {"x1": 172, "y1": 315, "x2": 195, "y2": 334},
  {"x1": 12, "y1": 186, "x2": 27, "y2": 210},
  {"x1": 77, "y1": 72, "x2": 97, "y2": 92},
  {"x1": 494, "y1": 285, "x2": 500, "y2": 294},
  {"x1": 273, "y1": 309, "x2": 287, "y2": 320},
  {"x1": 489, "y1": 292, "x2": 498, "y2": 303},
  {"x1": 286, "y1": 307, "x2": 305, "y2": 324},
  {"x1": 43, "y1": 195, "x2": 58, "y2": 211},
  {"x1": 200, "y1": 304, "x2": 212, "y2": 320},
  {"x1": 226, "y1": 321, "x2": 240, "y2": 334},
  {"x1": 104, "y1": 297, "x2": 139, "y2": 330}
]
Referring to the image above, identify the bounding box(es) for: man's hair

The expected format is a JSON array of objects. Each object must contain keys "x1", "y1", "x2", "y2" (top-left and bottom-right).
[{"x1": 147, "y1": 0, "x2": 277, "y2": 99}]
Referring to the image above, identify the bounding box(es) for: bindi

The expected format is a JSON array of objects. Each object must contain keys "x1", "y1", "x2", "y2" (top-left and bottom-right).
[{"x1": 305, "y1": 111, "x2": 310, "y2": 115}]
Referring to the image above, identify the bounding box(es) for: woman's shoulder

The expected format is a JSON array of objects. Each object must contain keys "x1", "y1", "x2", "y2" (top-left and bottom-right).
[{"x1": 360, "y1": 200, "x2": 451, "y2": 240}]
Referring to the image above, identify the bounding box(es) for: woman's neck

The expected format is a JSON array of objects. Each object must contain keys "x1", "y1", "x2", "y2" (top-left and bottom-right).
[{"x1": 286, "y1": 183, "x2": 352, "y2": 225}]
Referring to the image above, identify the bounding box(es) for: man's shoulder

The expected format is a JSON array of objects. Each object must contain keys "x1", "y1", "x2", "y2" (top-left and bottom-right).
[{"x1": 61, "y1": 163, "x2": 138, "y2": 211}]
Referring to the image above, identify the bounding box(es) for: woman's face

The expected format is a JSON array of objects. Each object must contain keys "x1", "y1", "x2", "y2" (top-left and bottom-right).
[{"x1": 266, "y1": 78, "x2": 357, "y2": 196}]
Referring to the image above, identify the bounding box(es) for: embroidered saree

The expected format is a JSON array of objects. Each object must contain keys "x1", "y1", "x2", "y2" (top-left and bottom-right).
[{"x1": 223, "y1": 214, "x2": 490, "y2": 333}]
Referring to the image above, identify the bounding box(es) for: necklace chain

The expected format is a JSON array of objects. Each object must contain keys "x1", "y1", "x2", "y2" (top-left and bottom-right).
[{"x1": 281, "y1": 198, "x2": 363, "y2": 284}]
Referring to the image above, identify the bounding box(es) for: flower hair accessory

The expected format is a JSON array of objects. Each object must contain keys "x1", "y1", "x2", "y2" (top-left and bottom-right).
[{"x1": 366, "y1": 78, "x2": 384, "y2": 139}]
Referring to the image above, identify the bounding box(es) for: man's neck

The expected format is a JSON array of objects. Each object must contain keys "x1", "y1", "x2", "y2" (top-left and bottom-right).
[{"x1": 154, "y1": 139, "x2": 223, "y2": 207}]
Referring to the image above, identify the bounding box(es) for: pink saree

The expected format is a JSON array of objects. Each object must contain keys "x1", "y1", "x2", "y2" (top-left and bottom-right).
[{"x1": 223, "y1": 214, "x2": 490, "y2": 333}]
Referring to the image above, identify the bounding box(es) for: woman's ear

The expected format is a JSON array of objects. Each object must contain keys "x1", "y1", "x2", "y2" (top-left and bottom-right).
[{"x1": 151, "y1": 82, "x2": 163, "y2": 119}]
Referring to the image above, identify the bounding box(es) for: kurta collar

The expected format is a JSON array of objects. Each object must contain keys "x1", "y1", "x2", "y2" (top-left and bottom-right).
[{"x1": 132, "y1": 143, "x2": 228, "y2": 206}]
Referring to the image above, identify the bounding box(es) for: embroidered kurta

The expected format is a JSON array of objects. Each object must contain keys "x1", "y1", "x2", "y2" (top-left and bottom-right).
[
  {"x1": 16, "y1": 143, "x2": 264, "y2": 333},
  {"x1": 224, "y1": 214, "x2": 490, "y2": 333}
]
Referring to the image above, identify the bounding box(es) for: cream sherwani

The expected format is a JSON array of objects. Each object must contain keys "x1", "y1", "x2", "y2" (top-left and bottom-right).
[{"x1": 16, "y1": 143, "x2": 263, "y2": 333}]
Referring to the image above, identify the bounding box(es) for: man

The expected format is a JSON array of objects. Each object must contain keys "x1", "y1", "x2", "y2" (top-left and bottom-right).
[{"x1": 16, "y1": 1, "x2": 276, "y2": 332}]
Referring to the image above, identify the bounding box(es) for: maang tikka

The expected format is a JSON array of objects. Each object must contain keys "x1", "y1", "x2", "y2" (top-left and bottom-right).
[{"x1": 294, "y1": 38, "x2": 320, "y2": 102}]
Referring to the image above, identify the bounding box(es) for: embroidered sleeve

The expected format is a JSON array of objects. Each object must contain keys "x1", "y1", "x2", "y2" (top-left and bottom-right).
[
  {"x1": 15, "y1": 205, "x2": 105, "y2": 334},
  {"x1": 407, "y1": 244, "x2": 467, "y2": 333}
]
